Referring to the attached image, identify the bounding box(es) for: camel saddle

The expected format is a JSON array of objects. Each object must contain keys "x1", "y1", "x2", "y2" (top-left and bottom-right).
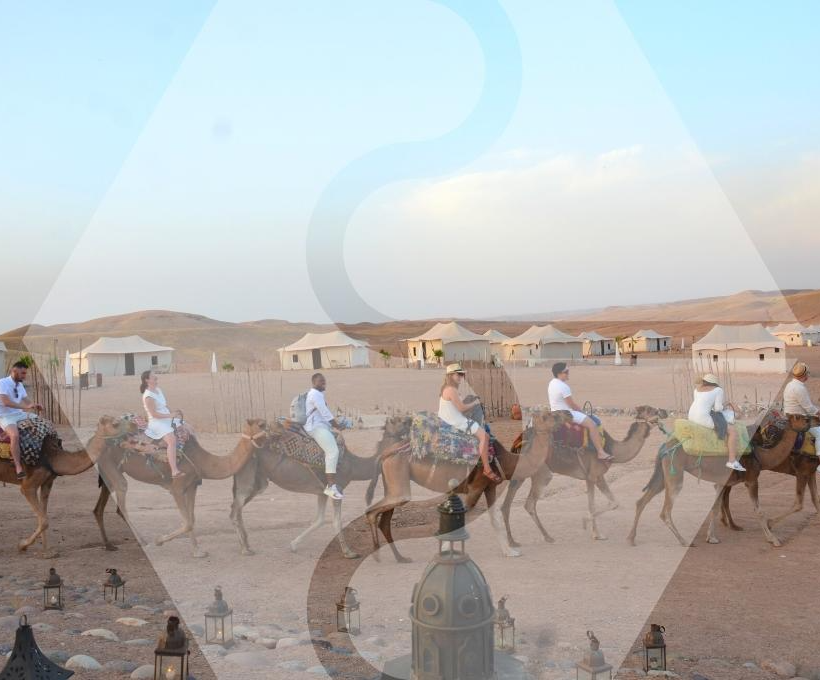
[
  {"x1": 672, "y1": 419, "x2": 752, "y2": 456},
  {"x1": 117, "y1": 413, "x2": 189, "y2": 457},
  {"x1": 0, "y1": 417, "x2": 59, "y2": 467},
  {"x1": 275, "y1": 419, "x2": 346, "y2": 469},
  {"x1": 753, "y1": 414, "x2": 816, "y2": 456},
  {"x1": 512, "y1": 422, "x2": 608, "y2": 454},
  {"x1": 408, "y1": 413, "x2": 494, "y2": 466}
]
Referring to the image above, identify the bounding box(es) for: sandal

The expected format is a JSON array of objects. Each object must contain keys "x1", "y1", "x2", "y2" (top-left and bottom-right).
[
  {"x1": 482, "y1": 469, "x2": 502, "y2": 483},
  {"x1": 597, "y1": 453, "x2": 614, "y2": 462}
]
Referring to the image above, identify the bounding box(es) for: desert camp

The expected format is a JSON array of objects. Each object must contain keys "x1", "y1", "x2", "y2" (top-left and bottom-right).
[
  {"x1": 502, "y1": 324, "x2": 583, "y2": 362},
  {"x1": 277, "y1": 330, "x2": 370, "y2": 370},
  {"x1": 404, "y1": 321, "x2": 490, "y2": 364},
  {"x1": 69, "y1": 335, "x2": 174, "y2": 377},
  {"x1": 692, "y1": 323, "x2": 786, "y2": 374}
]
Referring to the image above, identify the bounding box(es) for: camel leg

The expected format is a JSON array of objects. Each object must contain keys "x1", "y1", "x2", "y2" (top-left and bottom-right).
[
  {"x1": 584, "y1": 479, "x2": 606, "y2": 540},
  {"x1": 741, "y1": 479, "x2": 782, "y2": 547},
  {"x1": 719, "y1": 484, "x2": 744, "y2": 531},
  {"x1": 154, "y1": 487, "x2": 200, "y2": 554},
  {"x1": 500, "y1": 479, "x2": 523, "y2": 547},
  {"x1": 332, "y1": 499, "x2": 360, "y2": 559},
  {"x1": 37, "y1": 478, "x2": 58, "y2": 557},
  {"x1": 808, "y1": 474, "x2": 820, "y2": 515},
  {"x1": 17, "y1": 478, "x2": 48, "y2": 553},
  {"x1": 766, "y1": 476, "x2": 807, "y2": 530},
  {"x1": 485, "y1": 485, "x2": 521, "y2": 557},
  {"x1": 377, "y1": 508, "x2": 412, "y2": 563},
  {"x1": 659, "y1": 467, "x2": 689, "y2": 547},
  {"x1": 93, "y1": 483, "x2": 119, "y2": 551},
  {"x1": 627, "y1": 466, "x2": 666, "y2": 546},
  {"x1": 183, "y1": 486, "x2": 207, "y2": 558},
  {"x1": 705, "y1": 483, "x2": 727, "y2": 544},
  {"x1": 365, "y1": 456, "x2": 412, "y2": 562},
  {"x1": 229, "y1": 463, "x2": 266, "y2": 556},
  {"x1": 595, "y1": 476, "x2": 619, "y2": 512},
  {"x1": 290, "y1": 494, "x2": 328, "y2": 553},
  {"x1": 519, "y1": 466, "x2": 556, "y2": 544}
]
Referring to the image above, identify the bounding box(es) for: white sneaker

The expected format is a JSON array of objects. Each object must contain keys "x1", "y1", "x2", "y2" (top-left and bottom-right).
[
  {"x1": 726, "y1": 460, "x2": 746, "y2": 472},
  {"x1": 324, "y1": 484, "x2": 344, "y2": 500}
]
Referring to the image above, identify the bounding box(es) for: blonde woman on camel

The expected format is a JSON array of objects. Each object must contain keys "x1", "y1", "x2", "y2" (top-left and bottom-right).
[
  {"x1": 688, "y1": 373, "x2": 745, "y2": 472},
  {"x1": 140, "y1": 370, "x2": 186, "y2": 478},
  {"x1": 438, "y1": 363, "x2": 500, "y2": 482}
]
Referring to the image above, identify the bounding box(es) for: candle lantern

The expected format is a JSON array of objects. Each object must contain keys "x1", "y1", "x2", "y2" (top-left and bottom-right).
[
  {"x1": 493, "y1": 596, "x2": 515, "y2": 652},
  {"x1": 0, "y1": 615, "x2": 74, "y2": 680},
  {"x1": 576, "y1": 630, "x2": 612, "y2": 680},
  {"x1": 42, "y1": 567, "x2": 64, "y2": 611},
  {"x1": 642, "y1": 623, "x2": 667, "y2": 673},
  {"x1": 204, "y1": 586, "x2": 233, "y2": 646},
  {"x1": 153, "y1": 616, "x2": 189, "y2": 680},
  {"x1": 336, "y1": 587, "x2": 361, "y2": 635},
  {"x1": 103, "y1": 568, "x2": 126, "y2": 603}
]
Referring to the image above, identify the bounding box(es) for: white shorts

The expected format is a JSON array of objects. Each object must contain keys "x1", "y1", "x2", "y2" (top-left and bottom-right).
[
  {"x1": 570, "y1": 410, "x2": 588, "y2": 425},
  {"x1": 0, "y1": 411, "x2": 31, "y2": 430},
  {"x1": 144, "y1": 417, "x2": 180, "y2": 440}
]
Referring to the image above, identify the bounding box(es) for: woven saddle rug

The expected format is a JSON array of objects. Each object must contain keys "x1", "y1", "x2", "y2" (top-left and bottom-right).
[
  {"x1": 409, "y1": 412, "x2": 493, "y2": 466},
  {"x1": 672, "y1": 419, "x2": 752, "y2": 456},
  {"x1": 275, "y1": 419, "x2": 346, "y2": 469},
  {"x1": 118, "y1": 413, "x2": 189, "y2": 456},
  {"x1": 0, "y1": 416, "x2": 60, "y2": 466},
  {"x1": 754, "y1": 414, "x2": 815, "y2": 455}
]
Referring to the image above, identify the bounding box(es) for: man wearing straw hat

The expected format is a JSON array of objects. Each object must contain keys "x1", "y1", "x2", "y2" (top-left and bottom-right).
[{"x1": 784, "y1": 362, "x2": 820, "y2": 457}]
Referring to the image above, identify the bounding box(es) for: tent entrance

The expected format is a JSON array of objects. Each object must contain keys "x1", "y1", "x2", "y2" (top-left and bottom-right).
[
  {"x1": 124, "y1": 353, "x2": 135, "y2": 376},
  {"x1": 312, "y1": 348, "x2": 322, "y2": 369}
]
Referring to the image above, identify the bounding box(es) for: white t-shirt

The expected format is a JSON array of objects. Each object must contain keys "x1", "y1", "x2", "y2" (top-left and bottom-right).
[
  {"x1": 783, "y1": 378, "x2": 819, "y2": 416},
  {"x1": 304, "y1": 388, "x2": 335, "y2": 433},
  {"x1": 0, "y1": 376, "x2": 27, "y2": 418},
  {"x1": 548, "y1": 378, "x2": 572, "y2": 413}
]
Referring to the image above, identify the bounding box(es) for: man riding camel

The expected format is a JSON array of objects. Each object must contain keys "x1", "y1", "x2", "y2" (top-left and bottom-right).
[
  {"x1": 304, "y1": 373, "x2": 347, "y2": 500},
  {"x1": 784, "y1": 362, "x2": 820, "y2": 459},
  {"x1": 0, "y1": 361, "x2": 44, "y2": 479},
  {"x1": 548, "y1": 362, "x2": 612, "y2": 461}
]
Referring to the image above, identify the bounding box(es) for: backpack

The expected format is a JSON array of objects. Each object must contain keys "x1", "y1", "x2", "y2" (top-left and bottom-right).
[{"x1": 290, "y1": 391, "x2": 309, "y2": 425}]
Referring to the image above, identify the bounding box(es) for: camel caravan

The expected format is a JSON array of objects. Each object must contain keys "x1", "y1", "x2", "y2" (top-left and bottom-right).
[{"x1": 2, "y1": 357, "x2": 819, "y2": 561}]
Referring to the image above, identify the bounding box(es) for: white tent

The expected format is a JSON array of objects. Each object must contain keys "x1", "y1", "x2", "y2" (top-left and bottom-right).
[
  {"x1": 64, "y1": 350, "x2": 73, "y2": 387},
  {"x1": 693, "y1": 324, "x2": 785, "y2": 374},
  {"x1": 210, "y1": 352, "x2": 218, "y2": 373},
  {"x1": 502, "y1": 324, "x2": 583, "y2": 362},
  {"x1": 70, "y1": 335, "x2": 174, "y2": 377},
  {"x1": 279, "y1": 331, "x2": 369, "y2": 371},
  {"x1": 0, "y1": 341, "x2": 6, "y2": 372},
  {"x1": 768, "y1": 323, "x2": 811, "y2": 347},
  {"x1": 405, "y1": 322, "x2": 490, "y2": 364},
  {"x1": 578, "y1": 331, "x2": 615, "y2": 356},
  {"x1": 622, "y1": 329, "x2": 671, "y2": 353},
  {"x1": 483, "y1": 329, "x2": 509, "y2": 358}
]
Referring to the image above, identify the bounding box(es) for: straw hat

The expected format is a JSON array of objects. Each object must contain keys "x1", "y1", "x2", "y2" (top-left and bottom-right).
[
  {"x1": 700, "y1": 373, "x2": 720, "y2": 386},
  {"x1": 792, "y1": 362, "x2": 809, "y2": 379},
  {"x1": 446, "y1": 363, "x2": 466, "y2": 375}
]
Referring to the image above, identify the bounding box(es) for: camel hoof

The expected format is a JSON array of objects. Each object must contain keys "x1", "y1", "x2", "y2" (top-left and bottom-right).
[
  {"x1": 593, "y1": 535, "x2": 608, "y2": 541},
  {"x1": 627, "y1": 537, "x2": 636, "y2": 547},
  {"x1": 730, "y1": 525, "x2": 744, "y2": 532},
  {"x1": 769, "y1": 537, "x2": 782, "y2": 548},
  {"x1": 396, "y1": 556, "x2": 413, "y2": 564},
  {"x1": 104, "y1": 543, "x2": 119, "y2": 552},
  {"x1": 706, "y1": 536, "x2": 720, "y2": 544},
  {"x1": 542, "y1": 535, "x2": 555, "y2": 544},
  {"x1": 241, "y1": 548, "x2": 256, "y2": 557},
  {"x1": 508, "y1": 540, "x2": 521, "y2": 548},
  {"x1": 154, "y1": 537, "x2": 164, "y2": 546},
  {"x1": 608, "y1": 504, "x2": 619, "y2": 512},
  {"x1": 289, "y1": 541, "x2": 299, "y2": 553},
  {"x1": 17, "y1": 541, "x2": 29, "y2": 553},
  {"x1": 503, "y1": 547, "x2": 522, "y2": 558},
  {"x1": 192, "y1": 550, "x2": 209, "y2": 559},
  {"x1": 343, "y1": 552, "x2": 361, "y2": 560}
]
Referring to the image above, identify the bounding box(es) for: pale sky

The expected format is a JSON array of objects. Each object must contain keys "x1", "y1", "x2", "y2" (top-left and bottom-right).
[{"x1": 2, "y1": 1, "x2": 818, "y2": 331}]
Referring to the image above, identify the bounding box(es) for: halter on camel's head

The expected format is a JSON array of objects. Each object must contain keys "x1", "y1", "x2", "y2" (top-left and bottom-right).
[
  {"x1": 241, "y1": 418, "x2": 270, "y2": 448},
  {"x1": 97, "y1": 415, "x2": 136, "y2": 442},
  {"x1": 786, "y1": 413, "x2": 814, "y2": 433}
]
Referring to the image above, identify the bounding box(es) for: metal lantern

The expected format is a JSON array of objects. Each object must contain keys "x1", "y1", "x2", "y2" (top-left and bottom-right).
[
  {"x1": 0, "y1": 615, "x2": 74, "y2": 680},
  {"x1": 204, "y1": 586, "x2": 233, "y2": 646},
  {"x1": 154, "y1": 616, "x2": 189, "y2": 680},
  {"x1": 336, "y1": 587, "x2": 360, "y2": 635},
  {"x1": 43, "y1": 567, "x2": 64, "y2": 611},
  {"x1": 103, "y1": 568, "x2": 126, "y2": 603},
  {"x1": 576, "y1": 630, "x2": 612, "y2": 680},
  {"x1": 642, "y1": 623, "x2": 667, "y2": 673},
  {"x1": 493, "y1": 596, "x2": 515, "y2": 652}
]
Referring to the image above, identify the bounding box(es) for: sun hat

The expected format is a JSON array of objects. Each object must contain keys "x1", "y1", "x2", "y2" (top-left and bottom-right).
[
  {"x1": 446, "y1": 363, "x2": 466, "y2": 375},
  {"x1": 792, "y1": 362, "x2": 809, "y2": 378},
  {"x1": 701, "y1": 373, "x2": 720, "y2": 386}
]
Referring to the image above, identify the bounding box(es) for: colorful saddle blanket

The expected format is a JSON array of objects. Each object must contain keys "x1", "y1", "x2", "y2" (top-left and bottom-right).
[
  {"x1": 552, "y1": 423, "x2": 608, "y2": 451},
  {"x1": 409, "y1": 413, "x2": 491, "y2": 466},
  {"x1": 0, "y1": 417, "x2": 59, "y2": 466},
  {"x1": 754, "y1": 415, "x2": 816, "y2": 455},
  {"x1": 120, "y1": 413, "x2": 189, "y2": 454},
  {"x1": 672, "y1": 419, "x2": 752, "y2": 456},
  {"x1": 275, "y1": 419, "x2": 346, "y2": 469}
]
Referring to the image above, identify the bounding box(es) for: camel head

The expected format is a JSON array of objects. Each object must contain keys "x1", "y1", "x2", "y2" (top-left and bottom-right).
[
  {"x1": 242, "y1": 418, "x2": 270, "y2": 446},
  {"x1": 786, "y1": 413, "x2": 813, "y2": 433},
  {"x1": 635, "y1": 405, "x2": 668, "y2": 424},
  {"x1": 383, "y1": 415, "x2": 411, "y2": 440},
  {"x1": 95, "y1": 415, "x2": 135, "y2": 440}
]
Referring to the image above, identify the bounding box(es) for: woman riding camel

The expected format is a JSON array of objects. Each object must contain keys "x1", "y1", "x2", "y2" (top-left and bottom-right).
[
  {"x1": 688, "y1": 372, "x2": 745, "y2": 472},
  {"x1": 438, "y1": 363, "x2": 500, "y2": 482},
  {"x1": 140, "y1": 370, "x2": 186, "y2": 478}
]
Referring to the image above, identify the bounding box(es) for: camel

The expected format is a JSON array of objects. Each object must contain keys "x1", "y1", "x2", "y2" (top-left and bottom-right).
[
  {"x1": 719, "y1": 416, "x2": 820, "y2": 531},
  {"x1": 500, "y1": 406, "x2": 667, "y2": 544},
  {"x1": 229, "y1": 421, "x2": 381, "y2": 559},
  {"x1": 1, "y1": 416, "x2": 131, "y2": 557},
  {"x1": 627, "y1": 413, "x2": 812, "y2": 548},
  {"x1": 93, "y1": 418, "x2": 265, "y2": 557},
  {"x1": 364, "y1": 410, "x2": 573, "y2": 562}
]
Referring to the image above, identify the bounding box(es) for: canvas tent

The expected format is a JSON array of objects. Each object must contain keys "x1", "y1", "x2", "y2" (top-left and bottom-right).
[
  {"x1": 768, "y1": 323, "x2": 811, "y2": 347},
  {"x1": 0, "y1": 341, "x2": 6, "y2": 372},
  {"x1": 405, "y1": 322, "x2": 490, "y2": 364},
  {"x1": 70, "y1": 335, "x2": 174, "y2": 377},
  {"x1": 483, "y1": 330, "x2": 509, "y2": 357},
  {"x1": 278, "y1": 331, "x2": 370, "y2": 370},
  {"x1": 502, "y1": 325, "x2": 583, "y2": 362},
  {"x1": 693, "y1": 324, "x2": 785, "y2": 374},
  {"x1": 805, "y1": 325, "x2": 820, "y2": 346},
  {"x1": 622, "y1": 329, "x2": 671, "y2": 353},
  {"x1": 579, "y1": 331, "x2": 615, "y2": 356}
]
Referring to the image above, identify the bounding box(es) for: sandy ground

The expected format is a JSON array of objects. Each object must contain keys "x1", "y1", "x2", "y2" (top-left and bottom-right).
[{"x1": 3, "y1": 356, "x2": 820, "y2": 679}]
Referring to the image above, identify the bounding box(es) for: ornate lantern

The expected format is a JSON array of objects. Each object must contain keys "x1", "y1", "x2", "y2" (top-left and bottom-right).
[
  {"x1": 0, "y1": 615, "x2": 74, "y2": 680},
  {"x1": 576, "y1": 630, "x2": 612, "y2": 680},
  {"x1": 204, "y1": 586, "x2": 233, "y2": 646},
  {"x1": 103, "y1": 568, "x2": 126, "y2": 603},
  {"x1": 336, "y1": 587, "x2": 361, "y2": 635},
  {"x1": 42, "y1": 567, "x2": 64, "y2": 611},
  {"x1": 493, "y1": 596, "x2": 515, "y2": 653},
  {"x1": 642, "y1": 623, "x2": 667, "y2": 672},
  {"x1": 153, "y1": 616, "x2": 189, "y2": 680}
]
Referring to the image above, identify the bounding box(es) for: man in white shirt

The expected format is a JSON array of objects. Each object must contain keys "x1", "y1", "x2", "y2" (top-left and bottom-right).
[
  {"x1": 548, "y1": 362, "x2": 611, "y2": 461},
  {"x1": 304, "y1": 373, "x2": 347, "y2": 500},
  {"x1": 0, "y1": 361, "x2": 43, "y2": 479},
  {"x1": 783, "y1": 362, "x2": 820, "y2": 456}
]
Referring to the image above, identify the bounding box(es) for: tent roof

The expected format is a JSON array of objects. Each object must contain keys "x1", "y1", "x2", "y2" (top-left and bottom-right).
[
  {"x1": 693, "y1": 324, "x2": 783, "y2": 351},
  {"x1": 483, "y1": 329, "x2": 510, "y2": 342},
  {"x1": 768, "y1": 323, "x2": 808, "y2": 334},
  {"x1": 0, "y1": 341, "x2": 6, "y2": 352},
  {"x1": 405, "y1": 322, "x2": 488, "y2": 343},
  {"x1": 578, "y1": 331, "x2": 612, "y2": 342},
  {"x1": 280, "y1": 330, "x2": 369, "y2": 352},
  {"x1": 70, "y1": 335, "x2": 173, "y2": 358},
  {"x1": 504, "y1": 324, "x2": 581, "y2": 345},
  {"x1": 632, "y1": 329, "x2": 670, "y2": 339}
]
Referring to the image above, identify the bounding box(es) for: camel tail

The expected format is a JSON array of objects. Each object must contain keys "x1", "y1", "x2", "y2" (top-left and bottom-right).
[
  {"x1": 365, "y1": 457, "x2": 383, "y2": 506},
  {"x1": 642, "y1": 448, "x2": 665, "y2": 493}
]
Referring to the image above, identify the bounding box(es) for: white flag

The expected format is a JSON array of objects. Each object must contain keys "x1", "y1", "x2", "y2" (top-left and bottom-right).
[{"x1": 211, "y1": 352, "x2": 218, "y2": 373}]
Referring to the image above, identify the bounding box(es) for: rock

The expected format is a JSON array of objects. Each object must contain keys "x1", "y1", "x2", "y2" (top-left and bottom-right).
[
  {"x1": 0, "y1": 616, "x2": 20, "y2": 631},
  {"x1": 116, "y1": 617, "x2": 149, "y2": 627},
  {"x1": 258, "y1": 637, "x2": 278, "y2": 649},
  {"x1": 760, "y1": 660, "x2": 797, "y2": 677},
  {"x1": 31, "y1": 623, "x2": 54, "y2": 633},
  {"x1": 200, "y1": 644, "x2": 228, "y2": 657},
  {"x1": 225, "y1": 652, "x2": 277, "y2": 668},
  {"x1": 104, "y1": 660, "x2": 140, "y2": 673},
  {"x1": 233, "y1": 625, "x2": 258, "y2": 640},
  {"x1": 275, "y1": 637, "x2": 300, "y2": 648},
  {"x1": 130, "y1": 665, "x2": 156, "y2": 680},
  {"x1": 42, "y1": 649, "x2": 70, "y2": 664},
  {"x1": 647, "y1": 672, "x2": 679, "y2": 678},
  {"x1": 187, "y1": 623, "x2": 204, "y2": 637},
  {"x1": 124, "y1": 638, "x2": 154, "y2": 646},
  {"x1": 278, "y1": 660, "x2": 307, "y2": 671},
  {"x1": 692, "y1": 674, "x2": 711, "y2": 680},
  {"x1": 82, "y1": 628, "x2": 120, "y2": 642},
  {"x1": 66, "y1": 654, "x2": 102, "y2": 671}
]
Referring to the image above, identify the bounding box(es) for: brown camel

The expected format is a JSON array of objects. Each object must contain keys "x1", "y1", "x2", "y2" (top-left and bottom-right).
[
  {"x1": 1, "y1": 416, "x2": 130, "y2": 557},
  {"x1": 627, "y1": 413, "x2": 812, "y2": 548},
  {"x1": 93, "y1": 418, "x2": 265, "y2": 557},
  {"x1": 364, "y1": 410, "x2": 572, "y2": 562},
  {"x1": 501, "y1": 406, "x2": 666, "y2": 544},
  {"x1": 719, "y1": 416, "x2": 820, "y2": 531},
  {"x1": 229, "y1": 421, "x2": 381, "y2": 559}
]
